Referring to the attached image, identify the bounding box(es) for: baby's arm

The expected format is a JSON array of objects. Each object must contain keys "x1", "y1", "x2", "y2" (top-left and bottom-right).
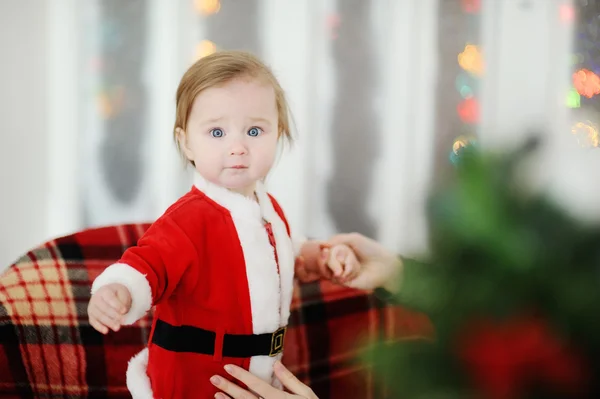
[
  {"x1": 295, "y1": 240, "x2": 324, "y2": 282},
  {"x1": 88, "y1": 217, "x2": 196, "y2": 333}
]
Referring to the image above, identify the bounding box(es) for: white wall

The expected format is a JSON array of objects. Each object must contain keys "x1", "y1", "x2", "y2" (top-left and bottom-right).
[{"x1": 0, "y1": 1, "x2": 50, "y2": 270}]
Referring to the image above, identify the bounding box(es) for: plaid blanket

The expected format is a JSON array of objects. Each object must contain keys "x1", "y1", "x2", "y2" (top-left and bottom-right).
[{"x1": 0, "y1": 224, "x2": 432, "y2": 399}]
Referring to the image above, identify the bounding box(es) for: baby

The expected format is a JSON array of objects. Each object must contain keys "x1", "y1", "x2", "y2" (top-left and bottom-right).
[{"x1": 87, "y1": 50, "x2": 361, "y2": 399}]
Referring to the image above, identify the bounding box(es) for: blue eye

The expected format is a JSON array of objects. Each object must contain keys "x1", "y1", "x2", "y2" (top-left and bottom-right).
[
  {"x1": 248, "y1": 127, "x2": 262, "y2": 137},
  {"x1": 210, "y1": 128, "x2": 224, "y2": 138}
]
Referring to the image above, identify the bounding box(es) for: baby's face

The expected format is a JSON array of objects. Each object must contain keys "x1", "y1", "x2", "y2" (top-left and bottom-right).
[{"x1": 180, "y1": 77, "x2": 279, "y2": 197}]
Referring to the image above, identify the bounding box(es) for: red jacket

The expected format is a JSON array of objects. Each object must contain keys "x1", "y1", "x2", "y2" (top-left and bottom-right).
[{"x1": 91, "y1": 174, "x2": 298, "y2": 398}]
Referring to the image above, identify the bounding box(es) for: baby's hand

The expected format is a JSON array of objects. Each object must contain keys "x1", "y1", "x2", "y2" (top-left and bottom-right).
[
  {"x1": 321, "y1": 244, "x2": 361, "y2": 284},
  {"x1": 87, "y1": 283, "x2": 132, "y2": 334}
]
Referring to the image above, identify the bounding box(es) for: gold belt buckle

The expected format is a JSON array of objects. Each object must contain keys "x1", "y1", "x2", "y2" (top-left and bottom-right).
[{"x1": 269, "y1": 326, "x2": 287, "y2": 357}]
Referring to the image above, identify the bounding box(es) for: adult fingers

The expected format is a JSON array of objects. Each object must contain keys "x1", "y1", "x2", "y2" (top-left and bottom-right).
[
  {"x1": 342, "y1": 255, "x2": 360, "y2": 280},
  {"x1": 317, "y1": 247, "x2": 334, "y2": 279},
  {"x1": 221, "y1": 365, "x2": 283, "y2": 398},
  {"x1": 273, "y1": 361, "x2": 318, "y2": 399},
  {"x1": 210, "y1": 373, "x2": 260, "y2": 399}
]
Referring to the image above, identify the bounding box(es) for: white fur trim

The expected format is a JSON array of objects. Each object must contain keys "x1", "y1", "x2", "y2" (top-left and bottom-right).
[
  {"x1": 193, "y1": 173, "x2": 295, "y2": 383},
  {"x1": 246, "y1": 352, "x2": 284, "y2": 387},
  {"x1": 255, "y1": 184, "x2": 295, "y2": 327},
  {"x1": 91, "y1": 263, "x2": 153, "y2": 325},
  {"x1": 193, "y1": 173, "x2": 262, "y2": 222},
  {"x1": 126, "y1": 348, "x2": 154, "y2": 399}
]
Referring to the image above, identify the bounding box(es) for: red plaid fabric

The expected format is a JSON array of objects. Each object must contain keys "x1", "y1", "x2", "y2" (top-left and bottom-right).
[
  {"x1": 285, "y1": 280, "x2": 433, "y2": 399},
  {"x1": 0, "y1": 224, "x2": 432, "y2": 399}
]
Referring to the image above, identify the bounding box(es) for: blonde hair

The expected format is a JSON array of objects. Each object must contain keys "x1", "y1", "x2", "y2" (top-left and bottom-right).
[{"x1": 174, "y1": 50, "x2": 293, "y2": 165}]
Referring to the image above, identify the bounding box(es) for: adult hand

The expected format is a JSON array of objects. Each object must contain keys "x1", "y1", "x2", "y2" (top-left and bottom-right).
[
  {"x1": 325, "y1": 233, "x2": 403, "y2": 293},
  {"x1": 211, "y1": 360, "x2": 318, "y2": 399}
]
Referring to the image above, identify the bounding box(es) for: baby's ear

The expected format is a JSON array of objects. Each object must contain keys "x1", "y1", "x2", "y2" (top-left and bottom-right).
[{"x1": 175, "y1": 128, "x2": 194, "y2": 160}]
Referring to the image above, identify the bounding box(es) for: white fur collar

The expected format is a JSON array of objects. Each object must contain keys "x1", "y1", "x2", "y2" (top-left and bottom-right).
[{"x1": 193, "y1": 173, "x2": 278, "y2": 224}]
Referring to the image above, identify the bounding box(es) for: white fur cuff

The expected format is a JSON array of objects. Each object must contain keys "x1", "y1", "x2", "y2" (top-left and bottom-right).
[
  {"x1": 126, "y1": 348, "x2": 153, "y2": 399},
  {"x1": 91, "y1": 263, "x2": 153, "y2": 325}
]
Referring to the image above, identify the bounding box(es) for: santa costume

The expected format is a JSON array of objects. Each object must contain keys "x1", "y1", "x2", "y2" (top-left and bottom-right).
[{"x1": 91, "y1": 173, "x2": 301, "y2": 398}]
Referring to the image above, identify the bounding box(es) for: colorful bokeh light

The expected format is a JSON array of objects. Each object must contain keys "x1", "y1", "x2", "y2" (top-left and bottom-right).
[{"x1": 458, "y1": 44, "x2": 484, "y2": 77}]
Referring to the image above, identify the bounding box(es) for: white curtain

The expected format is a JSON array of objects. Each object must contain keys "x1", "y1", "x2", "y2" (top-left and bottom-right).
[
  {"x1": 41, "y1": 0, "x2": 579, "y2": 252},
  {"x1": 68, "y1": 0, "x2": 443, "y2": 256},
  {"x1": 2, "y1": 0, "x2": 582, "y2": 269}
]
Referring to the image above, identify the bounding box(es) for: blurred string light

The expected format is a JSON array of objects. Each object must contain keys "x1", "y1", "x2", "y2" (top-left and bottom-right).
[
  {"x1": 567, "y1": 87, "x2": 582, "y2": 108},
  {"x1": 573, "y1": 68, "x2": 600, "y2": 98},
  {"x1": 194, "y1": 0, "x2": 220, "y2": 16},
  {"x1": 566, "y1": 1, "x2": 600, "y2": 149},
  {"x1": 569, "y1": 2, "x2": 600, "y2": 102},
  {"x1": 559, "y1": 3, "x2": 575, "y2": 23},
  {"x1": 461, "y1": 0, "x2": 481, "y2": 14},
  {"x1": 94, "y1": 16, "x2": 127, "y2": 120},
  {"x1": 92, "y1": 16, "x2": 124, "y2": 120},
  {"x1": 449, "y1": 136, "x2": 478, "y2": 165},
  {"x1": 571, "y1": 121, "x2": 599, "y2": 148},
  {"x1": 457, "y1": 97, "x2": 479, "y2": 124},
  {"x1": 455, "y1": 45, "x2": 482, "y2": 124},
  {"x1": 458, "y1": 44, "x2": 484, "y2": 76},
  {"x1": 451, "y1": 1, "x2": 483, "y2": 164},
  {"x1": 196, "y1": 39, "x2": 216, "y2": 59},
  {"x1": 455, "y1": 73, "x2": 474, "y2": 99},
  {"x1": 193, "y1": 0, "x2": 219, "y2": 62},
  {"x1": 97, "y1": 86, "x2": 125, "y2": 119},
  {"x1": 571, "y1": 53, "x2": 585, "y2": 65},
  {"x1": 326, "y1": 13, "x2": 341, "y2": 40}
]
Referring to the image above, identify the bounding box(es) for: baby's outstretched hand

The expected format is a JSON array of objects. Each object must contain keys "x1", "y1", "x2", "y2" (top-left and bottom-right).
[
  {"x1": 88, "y1": 283, "x2": 132, "y2": 334},
  {"x1": 321, "y1": 243, "x2": 361, "y2": 284}
]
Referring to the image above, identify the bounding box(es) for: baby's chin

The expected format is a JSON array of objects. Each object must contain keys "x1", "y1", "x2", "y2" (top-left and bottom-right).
[{"x1": 219, "y1": 179, "x2": 258, "y2": 196}]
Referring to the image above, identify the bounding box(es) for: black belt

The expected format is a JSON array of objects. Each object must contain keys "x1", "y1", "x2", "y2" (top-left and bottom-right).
[{"x1": 151, "y1": 319, "x2": 286, "y2": 358}]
